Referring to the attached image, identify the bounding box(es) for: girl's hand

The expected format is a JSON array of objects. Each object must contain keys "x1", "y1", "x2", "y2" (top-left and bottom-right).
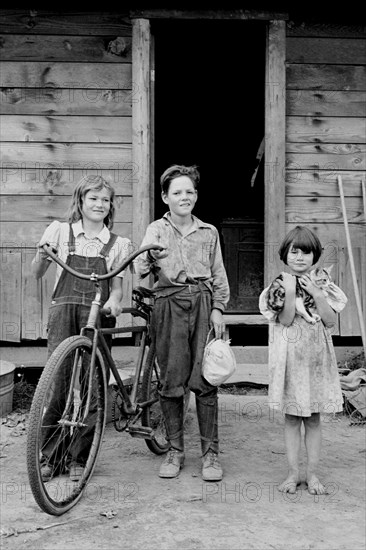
[
  {"x1": 103, "y1": 297, "x2": 122, "y2": 318},
  {"x1": 298, "y1": 274, "x2": 318, "y2": 297},
  {"x1": 299, "y1": 274, "x2": 336, "y2": 328},
  {"x1": 280, "y1": 272, "x2": 296, "y2": 293}
]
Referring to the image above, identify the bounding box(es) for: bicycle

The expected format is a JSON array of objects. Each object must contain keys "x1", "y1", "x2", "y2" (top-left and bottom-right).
[{"x1": 26, "y1": 243, "x2": 190, "y2": 516}]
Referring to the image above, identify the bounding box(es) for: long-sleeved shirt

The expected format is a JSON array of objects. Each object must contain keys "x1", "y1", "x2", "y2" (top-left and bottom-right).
[{"x1": 136, "y1": 212, "x2": 230, "y2": 312}]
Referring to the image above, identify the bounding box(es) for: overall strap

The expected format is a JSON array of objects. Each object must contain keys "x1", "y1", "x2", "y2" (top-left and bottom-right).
[
  {"x1": 68, "y1": 224, "x2": 76, "y2": 254},
  {"x1": 99, "y1": 232, "x2": 118, "y2": 258}
]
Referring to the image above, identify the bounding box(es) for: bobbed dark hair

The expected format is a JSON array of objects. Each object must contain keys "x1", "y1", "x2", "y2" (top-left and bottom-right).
[{"x1": 279, "y1": 225, "x2": 323, "y2": 265}]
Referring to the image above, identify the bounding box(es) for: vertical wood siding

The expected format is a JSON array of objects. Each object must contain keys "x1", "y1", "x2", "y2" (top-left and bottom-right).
[
  {"x1": 286, "y1": 23, "x2": 366, "y2": 336},
  {"x1": 0, "y1": 11, "x2": 133, "y2": 341}
]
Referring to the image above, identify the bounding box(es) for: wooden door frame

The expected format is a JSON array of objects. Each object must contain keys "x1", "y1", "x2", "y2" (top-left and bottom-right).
[
  {"x1": 132, "y1": 12, "x2": 286, "y2": 285},
  {"x1": 264, "y1": 20, "x2": 286, "y2": 285},
  {"x1": 132, "y1": 18, "x2": 153, "y2": 251}
]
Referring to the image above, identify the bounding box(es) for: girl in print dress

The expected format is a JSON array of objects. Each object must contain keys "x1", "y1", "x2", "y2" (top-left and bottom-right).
[{"x1": 259, "y1": 226, "x2": 347, "y2": 495}]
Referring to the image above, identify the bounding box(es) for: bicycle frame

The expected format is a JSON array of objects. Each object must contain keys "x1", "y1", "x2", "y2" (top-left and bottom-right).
[
  {"x1": 41, "y1": 242, "x2": 163, "y2": 427},
  {"x1": 27, "y1": 242, "x2": 169, "y2": 516}
]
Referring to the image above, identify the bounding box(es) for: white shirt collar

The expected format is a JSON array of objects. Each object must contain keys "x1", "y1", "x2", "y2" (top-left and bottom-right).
[{"x1": 72, "y1": 220, "x2": 110, "y2": 244}]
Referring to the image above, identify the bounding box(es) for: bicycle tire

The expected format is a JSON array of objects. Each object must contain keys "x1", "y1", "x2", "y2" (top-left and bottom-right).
[
  {"x1": 26, "y1": 335, "x2": 107, "y2": 515},
  {"x1": 141, "y1": 344, "x2": 191, "y2": 455}
]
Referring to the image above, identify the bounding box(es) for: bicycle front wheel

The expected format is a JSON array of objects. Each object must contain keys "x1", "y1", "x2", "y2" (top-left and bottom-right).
[
  {"x1": 141, "y1": 344, "x2": 191, "y2": 455},
  {"x1": 26, "y1": 335, "x2": 107, "y2": 515}
]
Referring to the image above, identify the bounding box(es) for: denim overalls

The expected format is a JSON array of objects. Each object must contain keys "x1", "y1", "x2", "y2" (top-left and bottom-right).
[{"x1": 42, "y1": 225, "x2": 117, "y2": 466}]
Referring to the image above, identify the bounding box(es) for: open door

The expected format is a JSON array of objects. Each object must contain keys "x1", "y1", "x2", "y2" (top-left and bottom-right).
[
  {"x1": 132, "y1": 14, "x2": 286, "y2": 313},
  {"x1": 152, "y1": 19, "x2": 266, "y2": 313}
]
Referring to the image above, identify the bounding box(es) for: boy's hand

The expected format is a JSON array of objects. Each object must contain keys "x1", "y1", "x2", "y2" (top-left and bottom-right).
[
  {"x1": 210, "y1": 309, "x2": 225, "y2": 339},
  {"x1": 149, "y1": 246, "x2": 168, "y2": 260}
]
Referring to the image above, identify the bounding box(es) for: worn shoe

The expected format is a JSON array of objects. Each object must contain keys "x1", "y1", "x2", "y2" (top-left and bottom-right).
[
  {"x1": 159, "y1": 449, "x2": 185, "y2": 478},
  {"x1": 41, "y1": 464, "x2": 53, "y2": 482},
  {"x1": 69, "y1": 462, "x2": 84, "y2": 482},
  {"x1": 202, "y1": 450, "x2": 223, "y2": 481}
]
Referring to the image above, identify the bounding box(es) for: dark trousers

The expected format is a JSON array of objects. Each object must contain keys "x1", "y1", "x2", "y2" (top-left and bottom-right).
[{"x1": 151, "y1": 287, "x2": 219, "y2": 455}]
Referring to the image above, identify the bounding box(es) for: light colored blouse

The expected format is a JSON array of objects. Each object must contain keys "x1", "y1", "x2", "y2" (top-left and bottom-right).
[{"x1": 38, "y1": 220, "x2": 133, "y2": 289}]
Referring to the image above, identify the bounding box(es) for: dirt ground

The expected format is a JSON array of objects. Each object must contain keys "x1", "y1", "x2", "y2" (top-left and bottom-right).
[{"x1": 1, "y1": 393, "x2": 365, "y2": 550}]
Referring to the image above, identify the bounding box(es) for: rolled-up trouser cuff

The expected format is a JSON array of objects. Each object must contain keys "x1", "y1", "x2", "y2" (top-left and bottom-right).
[
  {"x1": 196, "y1": 394, "x2": 219, "y2": 456},
  {"x1": 159, "y1": 395, "x2": 184, "y2": 450}
]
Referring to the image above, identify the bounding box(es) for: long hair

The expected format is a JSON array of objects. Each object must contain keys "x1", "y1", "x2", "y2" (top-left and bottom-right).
[
  {"x1": 279, "y1": 225, "x2": 323, "y2": 265},
  {"x1": 160, "y1": 164, "x2": 200, "y2": 194},
  {"x1": 67, "y1": 175, "x2": 115, "y2": 229}
]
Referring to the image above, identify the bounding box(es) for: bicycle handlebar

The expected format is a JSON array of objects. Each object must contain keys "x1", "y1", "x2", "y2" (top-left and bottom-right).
[{"x1": 41, "y1": 242, "x2": 165, "y2": 281}]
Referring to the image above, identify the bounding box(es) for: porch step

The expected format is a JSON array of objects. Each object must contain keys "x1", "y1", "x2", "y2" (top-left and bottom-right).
[
  {"x1": 227, "y1": 346, "x2": 268, "y2": 385},
  {"x1": 1, "y1": 344, "x2": 362, "y2": 384},
  {"x1": 107, "y1": 345, "x2": 269, "y2": 387},
  {"x1": 223, "y1": 314, "x2": 268, "y2": 339},
  {"x1": 225, "y1": 363, "x2": 268, "y2": 385},
  {"x1": 231, "y1": 345, "x2": 268, "y2": 364},
  {"x1": 224, "y1": 314, "x2": 268, "y2": 326}
]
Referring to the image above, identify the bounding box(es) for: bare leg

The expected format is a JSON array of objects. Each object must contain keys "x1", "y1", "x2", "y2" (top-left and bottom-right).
[
  {"x1": 278, "y1": 414, "x2": 302, "y2": 493},
  {"x1": 304, "y1": 413, "x2": 327, "y2": 494}
]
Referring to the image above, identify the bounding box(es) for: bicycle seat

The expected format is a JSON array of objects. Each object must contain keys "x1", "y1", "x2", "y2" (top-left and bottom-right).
[
  {"x1": 133, "y1": 286, "x2": 156, "y2": 299},
  {"x1": 131, "y1": 286, "x2": 155, "y2": 317}
]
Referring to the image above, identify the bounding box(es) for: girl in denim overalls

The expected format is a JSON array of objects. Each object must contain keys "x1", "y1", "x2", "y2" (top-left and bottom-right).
[{"x1": 32, "y1": 176, "x2": 132, "y2": 481}]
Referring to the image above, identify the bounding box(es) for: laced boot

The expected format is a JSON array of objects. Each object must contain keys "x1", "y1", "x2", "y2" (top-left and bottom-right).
[
  {"x1": 202, "y1": 449, "x2": 223, "y2": 481},
  {"x1": 159, "y1": 446, "x2": 185, "y2": 478}
]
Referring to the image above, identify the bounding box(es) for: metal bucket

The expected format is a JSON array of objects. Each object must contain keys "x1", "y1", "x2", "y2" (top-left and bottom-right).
[{"x1": 0, "y1": 360, "x2": 16, "y2": 416}]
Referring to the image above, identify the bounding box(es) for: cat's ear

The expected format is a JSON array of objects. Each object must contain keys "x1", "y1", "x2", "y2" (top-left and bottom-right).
[{"x1": 326, "y1": 264, "x2": 333, "y2": 275}]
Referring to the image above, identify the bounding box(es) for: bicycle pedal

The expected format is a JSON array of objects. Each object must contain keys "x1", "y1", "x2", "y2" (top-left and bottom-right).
[{"x1": 127, "y1": 426, "x2": 155, "y2": 440}]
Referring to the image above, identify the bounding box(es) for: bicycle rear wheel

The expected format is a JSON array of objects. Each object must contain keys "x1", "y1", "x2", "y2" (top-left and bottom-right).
[
  {"x1": 141, "y1": 344, "x2": 191, "y2": 455},
  {"x1": 26, "y1": 335, "x2": 107, "y2": 515}
]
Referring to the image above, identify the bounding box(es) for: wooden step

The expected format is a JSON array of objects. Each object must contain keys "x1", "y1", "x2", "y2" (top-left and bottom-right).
[
  {"x1": 108, "y1": 365, "x2": 135, "y2": 386},
  {"x1": 107, "y1": 361, "x2": 269, "y2": 391},
  {"x1": 224, "y1": 314, "x2": 268, "y2": 326},
  {"x1": 231, "y1": 346, "x2": 268, "y2": 364},
  {"x1": 0, "y1": 345, "x2": 269, "y2": 366},
  {"x1": 1, "y1": 345, "x2": 362, "y2": 372},
  {"x1": 225, "y1": 363, "x2": 268, "y2": 385},
  {"x1": 223, "y1": 314, "x2": 268, "y2": 339}
]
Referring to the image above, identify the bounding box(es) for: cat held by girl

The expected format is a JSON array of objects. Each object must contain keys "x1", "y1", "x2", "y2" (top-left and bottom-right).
[{"x1": 266, "y1": 265, "x2": 336, "y2": 324}]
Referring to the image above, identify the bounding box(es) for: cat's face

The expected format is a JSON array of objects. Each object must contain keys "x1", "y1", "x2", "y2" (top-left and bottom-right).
[{"x1": 310, "y1": 265, "x2": 333, "y2": 288}]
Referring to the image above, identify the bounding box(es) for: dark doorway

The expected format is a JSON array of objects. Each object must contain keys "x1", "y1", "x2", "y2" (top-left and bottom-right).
[{"x1": 153, "y1": 20, "x2": 266, "y2": 313}]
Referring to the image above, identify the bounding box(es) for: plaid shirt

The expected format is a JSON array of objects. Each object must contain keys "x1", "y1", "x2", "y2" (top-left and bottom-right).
[{"x1": 136, "y1": 212, "x2": 230, "y2": 312}]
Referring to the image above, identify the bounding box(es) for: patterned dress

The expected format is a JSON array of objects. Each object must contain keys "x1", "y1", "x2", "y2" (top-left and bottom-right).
[{"x1": 259, "y1": 282, "x2": 347, "y2": 417}]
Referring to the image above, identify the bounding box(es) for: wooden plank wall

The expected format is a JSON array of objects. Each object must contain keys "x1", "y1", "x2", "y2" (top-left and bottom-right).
[
  {"x1": 286, "y1": 22, "x2": 366, "y2": 336},
  {"x1": 0, "y1": 10, "x2": 134, "y2": 341}
]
